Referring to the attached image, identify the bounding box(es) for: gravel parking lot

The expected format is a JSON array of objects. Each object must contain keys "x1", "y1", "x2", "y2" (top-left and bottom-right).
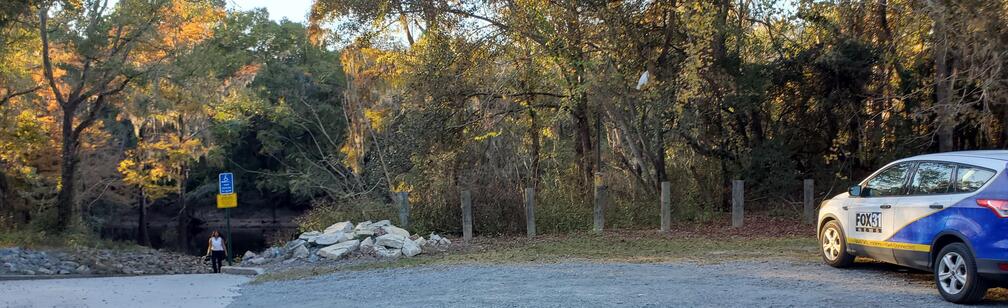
[
  {"x1": 4, "y1": 259, "x2": 1006, "y2": 307},
  {"x1": 230, "y1": 260, "x2": 1007, "y2": 307},
  {"x1": 0, "y1": 274, "x2": 249, "y2": 308}
]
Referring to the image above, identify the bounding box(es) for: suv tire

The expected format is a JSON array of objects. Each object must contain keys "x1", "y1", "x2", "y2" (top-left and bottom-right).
[
  {"x1": 935, "y1": 243, "x2": 988, "y2": 303},
  {"x1": 820, "y1": 220, "x2": 854, "y2": 268}
]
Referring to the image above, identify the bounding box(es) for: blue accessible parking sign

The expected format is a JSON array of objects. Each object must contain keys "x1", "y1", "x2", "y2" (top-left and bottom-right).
[{"x1": 219, "y1": 172, "x2": 234, "y2": 194}]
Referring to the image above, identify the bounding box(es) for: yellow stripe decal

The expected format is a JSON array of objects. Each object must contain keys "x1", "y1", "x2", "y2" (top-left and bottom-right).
[{"x1": 848, "y1": 238, "x2": 930, "y2": 252}]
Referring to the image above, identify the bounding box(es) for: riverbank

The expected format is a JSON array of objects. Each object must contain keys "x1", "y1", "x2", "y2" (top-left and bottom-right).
[{"x1": 0, "y1": 246, "x2": 209, "y2": 277}]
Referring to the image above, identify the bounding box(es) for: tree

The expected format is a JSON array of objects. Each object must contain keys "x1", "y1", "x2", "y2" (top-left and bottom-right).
[
  {"x1": 39, "y1": 0, "x2": 223, "y2": 232},
  {"x1": 116, "y1": 0, "x2": 221, "y2": 247},
  {"x1": 39, "y1": 0, "x2": 169, "y2": 231},
  {"x1": 9, "y1": 0, "x2": 1008, "y2": 239},
  {"x1": 0, "y1": 0, "x2": 39, "y2": 107},
  {"x1": 229, "y1": 16, "x2": 351, "y2": 200},
  {"x1": 920, "y1": 0, "x2": 1008, "y2": 150},
  {"x1": 118, "y1": 140, "x2": 197, "y2": 245}
]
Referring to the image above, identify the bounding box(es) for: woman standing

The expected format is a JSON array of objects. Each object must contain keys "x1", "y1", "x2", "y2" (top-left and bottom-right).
[{"x1": 205, "y1": 230, "x2": 227, "y2": 273}]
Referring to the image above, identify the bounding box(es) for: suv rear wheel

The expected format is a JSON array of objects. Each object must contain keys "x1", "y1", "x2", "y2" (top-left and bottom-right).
[
  {"x1": 935, "y1": 243, "x2": 988, "y2": 303},
  {"x1": 820, "y1": 220, "x2": 854, "y2": 268}
]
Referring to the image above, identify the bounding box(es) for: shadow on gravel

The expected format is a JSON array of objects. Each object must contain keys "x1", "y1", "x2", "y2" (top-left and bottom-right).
[
  {"x1": 846, "y1": 260, "x2": 1008, "y2": 305},
  {"x1": 847, "y1": 261, "x2": 932, "y2": 281}
]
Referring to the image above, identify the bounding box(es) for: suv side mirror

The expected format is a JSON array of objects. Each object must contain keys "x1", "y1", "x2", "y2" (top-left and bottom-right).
[{"x1": 849, "y1": 185, "x2": 863, "y2": 197}]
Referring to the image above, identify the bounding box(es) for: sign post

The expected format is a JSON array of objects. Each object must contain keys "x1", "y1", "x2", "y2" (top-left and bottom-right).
[
  {"x1": 217, "y1": 172, "x2": 237, "y2": 265},
  {"x1": 226, "y1": 205, "x2": 231, "y2": 265}
]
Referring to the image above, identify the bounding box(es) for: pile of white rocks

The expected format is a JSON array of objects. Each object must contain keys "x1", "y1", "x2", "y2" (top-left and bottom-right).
[{"x1": 241, "y1": 220, "x2": 451, "y2": 266}]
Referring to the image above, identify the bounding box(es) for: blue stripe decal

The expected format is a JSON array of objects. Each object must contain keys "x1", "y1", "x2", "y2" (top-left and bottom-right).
[{"x1": 886, "y1": 169, "x2": 1008, "y2": 260}]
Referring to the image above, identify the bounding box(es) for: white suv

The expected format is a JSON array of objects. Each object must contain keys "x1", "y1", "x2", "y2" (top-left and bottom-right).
[{"x1": 818, "y1": 151, "x2": 1008, "y2": 303}]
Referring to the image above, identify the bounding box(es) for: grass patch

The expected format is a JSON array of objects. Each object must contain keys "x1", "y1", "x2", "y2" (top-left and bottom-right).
[
  {"x1": 417, "y1": 232, "x2": 818, "y2": 266},
  {"x1": 481, "y1": 234, "x2": 816, "y2": 263},
  {"x1": 255, "y1": 230, "x2": 817, "y2": 283}
]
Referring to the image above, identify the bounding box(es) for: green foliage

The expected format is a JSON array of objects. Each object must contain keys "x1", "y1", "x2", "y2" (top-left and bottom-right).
[
  {"x1": 6, "y1": 0, "x2": 1008, "y2": 243},
  {"x1": 533, "y1": 175, "x2": 593, "y2": 234},
  {"x1": 204, "y1": 12, "x2": 351, "y2": 202}
]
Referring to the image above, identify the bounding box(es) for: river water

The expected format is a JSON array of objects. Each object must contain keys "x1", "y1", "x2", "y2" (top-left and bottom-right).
[{"x1": 102, "y1": 225, "x2": 299, "y2": 256}]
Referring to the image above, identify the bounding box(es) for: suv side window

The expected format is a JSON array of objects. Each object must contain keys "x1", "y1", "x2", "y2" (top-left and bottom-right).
[
  {"x1": 863, "y1": 162, "x2": 913, "y2": 197},
  {"x1": 909, "y1": 162, "x2": 954, "y2": 195},
  {"x1": 956, "y1": 164, "x2": 996, "y2": 192}
]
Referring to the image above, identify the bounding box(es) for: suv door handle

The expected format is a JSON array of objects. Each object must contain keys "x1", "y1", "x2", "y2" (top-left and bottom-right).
[
  {"x1": 880, "y1": 204, "x2": 892, "y2": 209},
  {"x1": 842, "y1": 206, "x2": 848, "y2": 210},
  {"x1": 930, "y1": 204, "x2": 944, "y2": 209}
]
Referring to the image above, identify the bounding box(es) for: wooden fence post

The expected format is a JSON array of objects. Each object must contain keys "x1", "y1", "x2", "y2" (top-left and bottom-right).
[
  {"x1": 461, "y1": 190, "x2": 473, "y2": 243},
  {"x1": 398, "y1": 191, "x2": 409, "y2": 229},
  {"x1": 732, "y1": 180, "x2": 744, "y2": 228},
  {"x1": 803, "y1": 179, "x2": 814, "y2": 225},
  {"x1": 660, "y1": 181, "x2": 671, "y2": 233},
  {"x1": 525, "y1": 187, "x2": 535, "y2": 238},
  {"x1": 593, "y1": 175, "x2": 605, "y2": 233}
]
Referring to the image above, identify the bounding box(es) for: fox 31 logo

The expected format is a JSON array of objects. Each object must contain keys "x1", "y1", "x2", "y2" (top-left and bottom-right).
[{"x1": 855, "y1": 212, "x2": 882, "y2": 233}]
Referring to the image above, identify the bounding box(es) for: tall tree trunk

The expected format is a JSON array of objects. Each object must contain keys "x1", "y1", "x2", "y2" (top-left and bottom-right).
[
  {"x1": 529, "y1": 108, "x2": 541, "y2": 191},
  {"x1": 0, "y1": 171, "x2": 7, "y2": 224},
  {"x1": 137, "y1": 189, "x2": 150, "y2": 246},
  {"x1": 175, "y1": 114, "x2": 191, "y2": 251},
  {"x1": 394, "y1": 0, "x2": 415, "y2": 46},
  {"x1": 653, "y1": 129, "x2": 667, "y2": 187},
  {"x1": 609, "y1": 104, "x2": 653, "y2": 193},
  {"x1": 713, "y1": 0, "x2": 731, "y2": 212},
  {"x1": 56, "y1": 110, "x2": 77, "y2": 231},
  {"x1": 932, "y1": 7, "x2": 955, "y2": 152},
  {"x1": 175, "y1": 166, "x2": 190, "y2": 251},
  {"x1": 749, "y1": 109, "x2": 765, "y2": 146},
  {"x1": 564, "y1": 1, "x2": 593, "y2": 189},
  {"x1": 719, "y1": 159, "x2": 729, "y2": 212},
  {"x1": 712, "y1": 0, "x2": 729, "y2": 68},
  {"x1": 573, "y1": 100, "x2": 593, "y2": 186},
  {"x1": 272, "y1": 191, "x2": 278, "y2": 223},
  {"x1": 1001, "y1": 108, "x2": 1008, "y2": 148},
  {"x1": 847, "y1": 118, "x2": 862, "y2": 178}
]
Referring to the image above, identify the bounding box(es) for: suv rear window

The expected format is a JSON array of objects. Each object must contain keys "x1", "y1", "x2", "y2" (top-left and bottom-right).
[{"x1": 956, "y1": 165, "x2": 996, "y2": 192}]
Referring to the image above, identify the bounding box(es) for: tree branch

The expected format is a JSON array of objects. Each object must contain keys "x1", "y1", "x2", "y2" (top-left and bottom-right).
[
  {"x1": 72, "y1": 74, "x2": 135, "y2": 140},
  {"x1": 39, "y1": 8, "x2": 66, "y2": 106},
  {"x1": 0, "y1": 85, "x2": 41, "y2": 106}
]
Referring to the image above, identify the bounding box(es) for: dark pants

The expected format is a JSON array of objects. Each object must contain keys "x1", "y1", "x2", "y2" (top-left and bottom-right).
[{"x1": 211, "y1": 250, "x2": 225, "y2": 273}]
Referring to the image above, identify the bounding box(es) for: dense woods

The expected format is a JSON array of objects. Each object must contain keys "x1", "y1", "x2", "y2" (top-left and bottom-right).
[{"x1": 2, "y1": 0, "x2": 1007, "y2": 247}]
